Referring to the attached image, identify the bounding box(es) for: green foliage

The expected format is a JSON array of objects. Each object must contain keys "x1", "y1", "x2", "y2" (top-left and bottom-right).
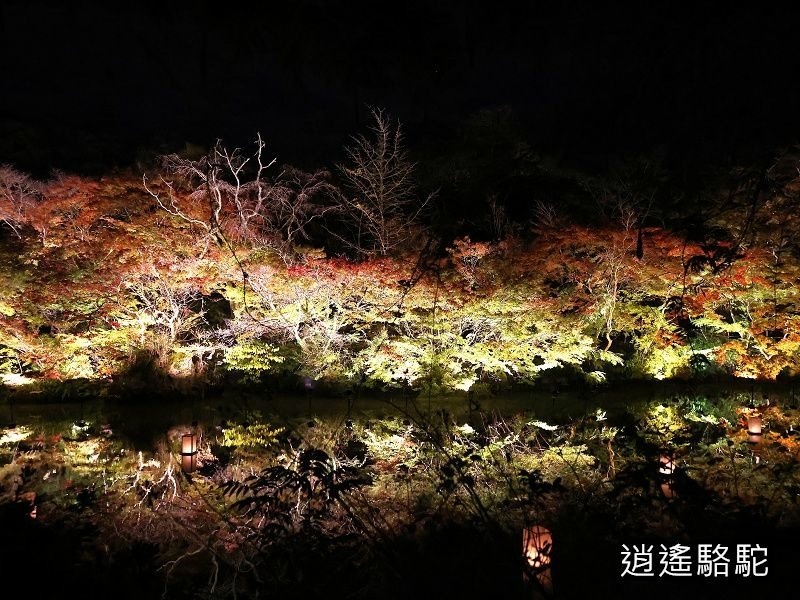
[
  {"x1": 515, "y1": 443, "x2": 601, "y2": 487},
  {"x1": 223, "y1": 340, "x2": 286, "y2": 381},
  {"x1": 680, "y1": 394, "x2": 738, "y2": 427},
  {"x1": 359, "y1": 417, "x2": 420, "y2": 464},
  {"x1": 0, "y1": 345, "x2": 24, "y2": 374},
  {"x1": 636, "y1": 402, "x2": 690, "y2": 447},
  {"x1": 220, "y1": 422, "x2": 285, "y2": 450},
  {"x1": 692, "y1": 316, "x2": 751, "y2": 340},
  {"x1": 3, "y1": 163, "x2": 800, "y2": 387}
]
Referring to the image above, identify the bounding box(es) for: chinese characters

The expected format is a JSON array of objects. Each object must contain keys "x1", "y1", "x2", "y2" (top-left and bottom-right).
[{"x1": 621, "y1": 544, "x2": 768, "y2": 578}]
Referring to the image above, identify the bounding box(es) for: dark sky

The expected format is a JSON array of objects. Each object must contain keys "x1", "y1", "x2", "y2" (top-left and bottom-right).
[{"x1": 2, "y1": 2, "x2": 800, "y2": 173}]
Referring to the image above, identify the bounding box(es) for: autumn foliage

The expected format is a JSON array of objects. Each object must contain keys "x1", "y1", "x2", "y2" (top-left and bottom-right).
[{"x1": 2, "y1": 149, "x2": 800, "y2": 393}]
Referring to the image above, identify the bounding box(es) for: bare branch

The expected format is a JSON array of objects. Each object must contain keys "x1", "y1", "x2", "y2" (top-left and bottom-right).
[
  {"x1": 144, "y1": 136, "x2": 330, "y2": 256},
  {"x1": 332, "y1": 107, "x2": 433, "y2": 256},
  {"x1": 0, "y1": 165, "x2": 41, "y2": 238}
]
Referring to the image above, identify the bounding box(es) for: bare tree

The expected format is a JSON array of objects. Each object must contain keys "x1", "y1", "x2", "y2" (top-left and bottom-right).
[
  {"x1": 0, "y1": 165, "x2": 40, "y2": 238},
  {"x1": 597, "y1": 208, "x2": 637, "y2": 351},
  {"x1": 486, "y1": 194, "x2": 509, "y2": 240},
  {"x1": 143, "y1": 135, "x2": 330, "y2": 256},
  {"x1": 532, "y1": 200, "x2": 559, "y2": 230},
  {"x1": 119, "y1": 271, "x2": 206, "y2": 369},
  {"x1": 333, "y1": 107, "x2": 433, "y2": 256},
  {"x1": 584, "y1": 157, "x2": 660, "y2": 259},
  {"x1": 260, "y1": 165, "x2": 332, "y2": 248}
]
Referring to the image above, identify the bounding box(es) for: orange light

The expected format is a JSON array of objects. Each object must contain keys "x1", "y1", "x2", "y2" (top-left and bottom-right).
[
  {"x1": 523, "y1": 525, "x2": 552, "y2": 569},
  {"x1": 181, "y1": 433, "x2": 197, "y2": 455},
  {"x1": 181, "y1": 433, "x2": 198, "y2": 473},
  {"x1": 747, "y1": 416, "x2": 762, "y2": 435},
  {"x1": 747, "y1": 416, "x2": 762, "y2": 444},
  {"x1": 523, "y1": 525, "x2": 553, "y2": 595}
]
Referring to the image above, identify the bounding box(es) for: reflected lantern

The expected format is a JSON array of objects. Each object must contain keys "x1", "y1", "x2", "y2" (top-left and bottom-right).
[
  {"x1": 660, "y1": 480, "x2": 678, "y2": 499},
  {"x1": 181, "y1": 452, "x2": 197, "y2": 473}
]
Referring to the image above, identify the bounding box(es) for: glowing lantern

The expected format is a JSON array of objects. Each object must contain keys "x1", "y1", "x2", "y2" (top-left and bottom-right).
[
  {"x1": 747, "y1": 416, "x2": 762, "y2": 435},
  {"x1": 181, "y1": 433, "x2": 198, "y2": 473},
  {"x1": 747, "y1": 416, "x2": 762, "y2": 444},
  {"x1": 182, "y1": 433, "x2": 198, "y2": 455},
  {"x1": 523, "y1": 525, "x2": 553, "y2": 595},
  {"x1": 523, "y1": 525, "x2": 552, "y2": 568},
  {"x1": 658, "y1": 454, "x2": 675, "y2": 476}
]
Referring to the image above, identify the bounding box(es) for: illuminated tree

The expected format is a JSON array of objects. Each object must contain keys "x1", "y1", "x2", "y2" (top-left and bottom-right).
[
  {"x1": 243, "y1": 264, "x2": 367, "y2": 379},
  {"x1": 0, "y1": 165, "x2": 40, "y2": 238},
  {"x1": 144, "y1": 135, "x2": 330, "y2": 256},
  {"x1": 333, "y1": 107, "x2": 434, "y2": 256},
  {"x1": 597, "y1": 212, "x2": 637, "y2": 351},
  {"x1": 116, "y1": 271, "x2": 207, "y2": 371}
]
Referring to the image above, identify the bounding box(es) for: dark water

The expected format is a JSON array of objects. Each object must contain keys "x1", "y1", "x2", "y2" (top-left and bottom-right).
[
  {"x1": 3, "y1": 380, "x2": 794, "y2": 450},
  {"x1": 2, "y1": 381, "x2": 799, "y2": 599}
]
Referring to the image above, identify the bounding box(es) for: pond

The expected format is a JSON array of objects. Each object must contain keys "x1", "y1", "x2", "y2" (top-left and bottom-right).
[
  {"x1": 1, "y1": 381, "x2": 799, "y2": 599},
  {"x1": 4, "y1": 379, "x2": 785, "y2": 447}
]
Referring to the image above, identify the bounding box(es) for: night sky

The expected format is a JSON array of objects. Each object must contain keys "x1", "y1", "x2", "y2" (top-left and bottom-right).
[{"x1": 2, "y1": 2, "x2": 800, "y2": 174}]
